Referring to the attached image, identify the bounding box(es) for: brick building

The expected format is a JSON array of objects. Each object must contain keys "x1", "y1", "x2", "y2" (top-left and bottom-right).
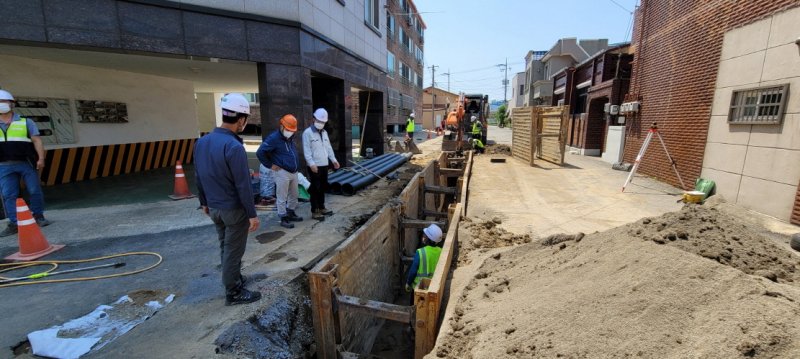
[
  {"x1": 622, "y1": 0, "x2": 800, "y2": 223},
  {"x1": 385, "y1": 0, "x2": 426, "y2": 134}
]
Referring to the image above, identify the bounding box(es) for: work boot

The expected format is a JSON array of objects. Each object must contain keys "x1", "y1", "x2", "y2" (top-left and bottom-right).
[
  {"x1": 34, "y1": 215, "x2": 51, "y2": 227},
  {"x1": 320, "y1": 207, "x2": 333, "y2": 216},
  {"x1": 280, "y1": 216, "x2": 295, "y2": 229},
  {"x1": 0, "y1": 223, "x2": 17, "y2": 237},
  {"x1": 285, "y1": 209, "x2": 303, "y2": 222},
  {"x1": 225, "y1": 287, "x2": 261, "y2": 306},
  {"x1": 312, "y1": 209, "x2": 325, "y2": 221}
]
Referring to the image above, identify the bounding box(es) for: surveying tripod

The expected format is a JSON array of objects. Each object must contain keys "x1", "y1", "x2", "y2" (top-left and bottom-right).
[{"x1": 621, "y1": 123, "x2": 686, "y2": 192}]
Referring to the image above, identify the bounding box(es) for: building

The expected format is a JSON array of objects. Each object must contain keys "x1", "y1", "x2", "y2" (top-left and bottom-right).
[
  {"x1": 523, "y1": 50, "x2": 548, "y2": 106},
  {"x1": 623, "y1": 0, "x2": 800, "y2": 223},
  {"x1": 0, "y1": 0, "x2": 389, "y2": 186},
  {"x1": 422, "y1": 86, "x2": 460, "y2": 130},
  {"x1": 552, "y1": 43, "x2": 633, "y2": 159},
  {"x1": 508, "y1": 72, "x2": 526, "y2": 112},
  {"x1": 385, "y1": 0, "x2": 426, "y2": 134}
]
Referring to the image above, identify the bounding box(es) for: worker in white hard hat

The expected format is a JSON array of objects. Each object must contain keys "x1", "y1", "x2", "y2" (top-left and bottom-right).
[
  {"x1": 405, "y1": 224, "x2": 444, "y2": 292},
  {"x1": 302, "y1": 108, "x2": 340, "y2": 220},
  {"x1": 0, "y1": 89, "x2": 50, "y2": 237},
  {"x1": 470, "y1": 115, "x2": 482, "y2": 140},
  {"x1": 194, "y1": 93, "x2": 261, "y2": 306},
  {"x1": 405, "y1": 112, "x2": 416, "y2": 141},
  {"x1": 470, "y1": 138, "x2": 485, "y2": 154}
]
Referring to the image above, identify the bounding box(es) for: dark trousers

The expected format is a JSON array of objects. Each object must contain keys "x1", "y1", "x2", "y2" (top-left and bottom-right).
[
  {"x1": 308, "y1": 165, "x2": 329, "y2": 212},
  {"x1": 209, "y1": 207, "x2": 249, "y2": 293}
]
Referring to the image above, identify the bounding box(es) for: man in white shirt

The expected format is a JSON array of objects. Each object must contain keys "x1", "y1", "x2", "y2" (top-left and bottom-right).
[{"x1": 302, "y1": 108, "x2": 340, "y2": 220}]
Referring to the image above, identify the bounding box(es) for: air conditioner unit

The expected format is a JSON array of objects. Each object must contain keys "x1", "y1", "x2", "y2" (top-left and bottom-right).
[
  {"x1": 610, "y1": 105, "x2": 619, "y2": 115},
  {"x1": 604, "y1": 103, "x2": 611, "y2": 113}
]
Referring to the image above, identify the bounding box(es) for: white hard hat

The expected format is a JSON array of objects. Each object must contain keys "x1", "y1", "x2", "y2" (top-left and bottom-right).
[
  {"x1": 0, "y1": 89, "x2": 14, "y2": 101},
  {"x1": 423, "y1": 224, "x2": 443, "y2": 243},
  {"x1": 220, "y1": 93, "x2": 251, "y2": 115},
  {"x1": 471, "y1": 116, "x2": 477, "y2": 122},
  {"x1": 313, "y1": 108, "x2": 329, "y2": 122},
  {"x1": 409, "y1": 112, "x2": 415, "y2": 118}
]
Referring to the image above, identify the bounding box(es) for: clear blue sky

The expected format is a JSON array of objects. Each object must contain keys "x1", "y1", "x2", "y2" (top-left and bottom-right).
[{"x1": 414, "y1": 0, "x2": 638, "y2": 103}]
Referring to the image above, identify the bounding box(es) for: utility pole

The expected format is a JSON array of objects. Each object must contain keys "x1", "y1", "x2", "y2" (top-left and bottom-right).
[
  {"x1": 442, "y1": 69, "x2": 451, "y2": 92},
  {"x1": 497, "y1": 58, "x2": 510, "y2": 104},
  {"x1": 429, "y1": 65, "x2": 438, "y2": 88}
]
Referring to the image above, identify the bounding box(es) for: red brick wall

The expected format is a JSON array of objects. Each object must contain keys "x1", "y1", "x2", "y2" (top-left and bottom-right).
[
  {"x1": 792, "y1": 181, "x2": 800, "y2": 225},
  {"x1": 624, "y1": 0, "x2": 800, "y2": 189}
]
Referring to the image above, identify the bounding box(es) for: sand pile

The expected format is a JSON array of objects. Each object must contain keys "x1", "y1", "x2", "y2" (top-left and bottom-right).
[
  {"x1": 458, "y1": 217, "x2": 532, "y2": 265},
  {"x1": 431, "y1": 205, "x2": 800, "y2": 358},
  {"x1": 486, "y1": 144, "x2": 511, "y2": 156}
]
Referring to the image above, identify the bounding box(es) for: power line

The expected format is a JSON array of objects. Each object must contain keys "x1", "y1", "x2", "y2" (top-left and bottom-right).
[{"x1": 608, "y1": 0, "x2": 632, "y2": 13}]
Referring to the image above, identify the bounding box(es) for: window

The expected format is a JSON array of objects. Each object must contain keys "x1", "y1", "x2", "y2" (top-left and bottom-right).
[
  {"x1": 729, "y1": 84, "x2": 788, "y2": 124},
  {"x1": 364, "y1": 0, "x2": 379, "y2": 31},
  {"x1": 416, "y1": 71, "x2": 423, "y2": 88},
  {"x1": 387, "y1": 52, "x2": 395, "y2": 78},
  {"x1": 386, "y1": 12, "x2": 395, "y2": 40}
]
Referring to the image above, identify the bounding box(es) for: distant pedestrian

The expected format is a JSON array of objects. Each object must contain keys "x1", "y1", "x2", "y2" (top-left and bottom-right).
[
  {"x1": 194, "y1": 93, "x2": 261, "y2": 306},
  {"x1": 406, "y1": 112, "x2": 415, "y2": 141},
  {"x1": 405, "y1": 224, "x2": 444, "y2": 292},
  {"x1": 302, "y1": 108, "x2": 340, "y2": 221},
  {"x1": 257, "y1": 114, "x2": 303, "y2": 229},
  {"x1": 0, "y1": 89, "x2": 50, "y2": 238}
]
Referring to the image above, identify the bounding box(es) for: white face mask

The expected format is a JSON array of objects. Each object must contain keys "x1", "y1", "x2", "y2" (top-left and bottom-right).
[
  {"x1": 314, "y1": 122, "x2": 325, "y2": 130},
  {"x1": 0, "y1": 103, "x2": 10, "y2": 114},
  {"x1": 282, "y1": 130, "x2": 294, "y2": 138}
]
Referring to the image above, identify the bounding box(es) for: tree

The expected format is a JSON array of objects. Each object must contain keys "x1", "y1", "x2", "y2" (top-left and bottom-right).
[{"x1": 495, "y1": 103, "x2": 508, "y2": 128}]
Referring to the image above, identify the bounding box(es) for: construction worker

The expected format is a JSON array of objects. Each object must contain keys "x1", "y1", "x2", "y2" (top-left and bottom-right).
[
  {"x1": 405, "y1": 112, "x2": 415, "y2": 141},
  {"x1": 470, "y1": 115, "x2": 482, "y2": 139},
  {"x1": 194, "y1": 93, "x2": 261, "y2": 306},
  {"x1": 302, "y1": 108, "x2": 340, "y2": 220},
  {"x1": 470, "y1": 138, "x2": 485, "y2": 154},
  {"x1": 257, "y1": 114, "x2": 303, "y2": 229},
  {"x1": 405, "y1": 224, "x2": 444, "y2": 291},
  {"x1": 0, "y1": 89, "x2": 50, "y2": 237}
]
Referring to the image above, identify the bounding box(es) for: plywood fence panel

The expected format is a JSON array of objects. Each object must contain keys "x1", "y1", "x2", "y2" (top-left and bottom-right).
[
  {"x1": 537, "y1": 106, "x2": 569, "y2": 165},
  {"x1": 511, "y1": 107, "x2": 534, "y2": 165}
]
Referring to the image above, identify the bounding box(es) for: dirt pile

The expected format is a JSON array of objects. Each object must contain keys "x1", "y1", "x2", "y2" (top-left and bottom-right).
[
  {"x1": 431, "y1": 205, "x2": 800, "y2": 358},
  {"x1": 457, "y1": 217, "x2": 532, "y2": 264},
  {"x1": 486, "y1": 144, "x2": 511, "y2": 156}
]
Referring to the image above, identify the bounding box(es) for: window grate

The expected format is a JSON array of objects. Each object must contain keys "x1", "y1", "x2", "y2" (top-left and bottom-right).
[{"x1": 728, "y1": 84, "x2": 789, "y2": 125}]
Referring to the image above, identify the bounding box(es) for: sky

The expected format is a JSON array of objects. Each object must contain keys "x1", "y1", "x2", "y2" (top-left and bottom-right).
[{"x1": 414, "y1": 0, "x2": 639, "y2": 103}]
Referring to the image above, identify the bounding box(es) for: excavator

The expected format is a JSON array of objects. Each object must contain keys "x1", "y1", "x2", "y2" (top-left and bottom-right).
[{"x1": 442, "y1": 93, "x2": 489, "y2": 151}]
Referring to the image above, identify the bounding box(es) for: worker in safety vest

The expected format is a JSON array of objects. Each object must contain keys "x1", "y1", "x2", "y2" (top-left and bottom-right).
[
  {"x1": 405, "y1": 113, "x2": 415, "y2": 140},
  {"x1": 470, "y1": 138, "x2": 485, "y2": 154},
  {"x1": 405, "y1": 224, "x2": 444, "y2": 291},
  {"x1": 470, "y1": 115, "x2": 482, "y2": 139},
  {"x1": 0, "y1": 89, "x2": 50, "y2": 237}
]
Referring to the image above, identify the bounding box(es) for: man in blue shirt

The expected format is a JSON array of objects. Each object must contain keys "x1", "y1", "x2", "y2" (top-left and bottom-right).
[
  {"x1": 194, "y1": 93, "x2": 261, "y2": 306},
  {"x1": 0, "y1": 89, "x2": 50, "y2": 237},
  {"x1": 256, "y1": 114, "x2": 303, "y2": 229}
]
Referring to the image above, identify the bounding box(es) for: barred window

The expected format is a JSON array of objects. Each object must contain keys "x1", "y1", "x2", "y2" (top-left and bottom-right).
[{"x1": 728, "y1": 84, "x2": 788, "y2": 125}]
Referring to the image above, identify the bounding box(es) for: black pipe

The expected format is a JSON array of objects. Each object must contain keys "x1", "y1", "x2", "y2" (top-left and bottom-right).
[
  {"x1": 328, "y1": 153, "x2": 394, "y2": 182},
  {"x1": 328, "y1": 154, "x2": 402, "y2": 193},
  {"x1": 340, "y1": 153, "x2": 411, "y2": 196}
]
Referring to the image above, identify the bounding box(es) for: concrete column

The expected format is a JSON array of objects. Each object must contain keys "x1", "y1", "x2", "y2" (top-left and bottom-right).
[{"x1": 256, "y1": 62, "x2": 312, "y2": 137}]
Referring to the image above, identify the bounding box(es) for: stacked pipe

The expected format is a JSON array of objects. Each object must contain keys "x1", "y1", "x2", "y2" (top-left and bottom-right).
[{"x1": 327, "y1": 153, "x2": 412, "y2": 196}]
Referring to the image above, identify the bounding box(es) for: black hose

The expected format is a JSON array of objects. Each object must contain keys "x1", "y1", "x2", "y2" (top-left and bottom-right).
[
  {"x1": 327, "y1": 153, "x2": 394, "y2": 182},
  {"x1": 328, "y1": 154, "x2": 402, "y2": 193}
]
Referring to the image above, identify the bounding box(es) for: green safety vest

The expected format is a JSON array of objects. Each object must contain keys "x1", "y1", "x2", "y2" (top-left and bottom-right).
[
  {"x1": 413, "y1": 245, "x2": 442, "y2": 287},
  {"x1": 0, "y1": 117, "x2": 37, "y2": 163},
  {"x1": 0, "y1": 118, "x2": 32, "y2": 143},
  {"x1": 471, "y1": 121, "x2": 481, "y2": 135},
  {"x1": 473, "y1": 139, "x2": 485, "y2": 149},
  {"x1": 406, "y1": 118, "x2": 415, "y2": 133}
]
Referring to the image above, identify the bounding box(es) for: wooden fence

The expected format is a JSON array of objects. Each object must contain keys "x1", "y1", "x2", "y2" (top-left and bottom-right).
[
  {"x1": 511, "y1": 106, "x2": 570, "y2": 166},
  {"x1": 309, "y1": 151, "x2": 472, "y2": 358}
]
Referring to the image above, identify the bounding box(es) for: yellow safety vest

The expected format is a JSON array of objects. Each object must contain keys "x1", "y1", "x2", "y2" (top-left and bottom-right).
[
  {"x1": 0, "y1": 118, "x2": 31, "y2": 143},
  {"x1": 413, "y1": 246, "x2": 442, "y2": 287},
  {"x1": 406, "y1": 118, "x2": 415, "y2": 133}
]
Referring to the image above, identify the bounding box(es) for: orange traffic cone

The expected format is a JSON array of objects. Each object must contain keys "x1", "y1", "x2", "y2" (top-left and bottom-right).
[
  {"x1": 5, "y1": 198, "x2": 64, "y2": 261},
  {"x1": 169, "y1": 160, "x2": 196, "y2": 200}
]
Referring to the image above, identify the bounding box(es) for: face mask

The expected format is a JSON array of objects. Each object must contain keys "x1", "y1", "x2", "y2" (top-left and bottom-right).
[
  {"x1": 282, "y1": 130, "x2": 294, "y2": 138},
  {"x1": 0, "y1": 103, "x2": 10, "y2": 114},
  {"x1": 314, "y1": 122, "x2": 325, "y2": 130}
]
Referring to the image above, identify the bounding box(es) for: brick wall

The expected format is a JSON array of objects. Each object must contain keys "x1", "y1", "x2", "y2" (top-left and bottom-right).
[
  {"x1": 623, "y1": 0, "x2": 800, "y2": 189},
  {"x1": 793, "y1": 181, "x2": 800, "y2": 225}
]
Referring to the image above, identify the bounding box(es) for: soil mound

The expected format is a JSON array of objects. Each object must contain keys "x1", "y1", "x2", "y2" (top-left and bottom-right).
[
  {"x1": 457, "y1": 217, "x2": 532, "y2": 264},
  {"x1": 431, "y1": 205, "x2": 800, "y2": 358},
  {"x1": 486, "y1": 144, "x2": 511, "y2": 156}
]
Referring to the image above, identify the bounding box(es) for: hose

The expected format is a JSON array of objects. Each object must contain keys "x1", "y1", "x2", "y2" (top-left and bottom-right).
[{"x1": 0, "y1": 251, "x2": 163, "y2": 288}]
